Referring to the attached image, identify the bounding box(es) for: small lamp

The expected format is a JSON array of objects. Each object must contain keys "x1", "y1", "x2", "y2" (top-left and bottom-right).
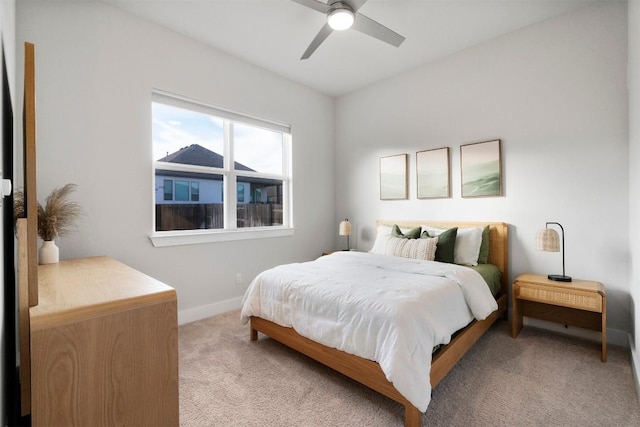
[
  {"x1": 535, "y1": 222, "x2": 571, "y2": 282},
  {"x1": 339, "y1": 218, "x2": 352, "y2": 251}
]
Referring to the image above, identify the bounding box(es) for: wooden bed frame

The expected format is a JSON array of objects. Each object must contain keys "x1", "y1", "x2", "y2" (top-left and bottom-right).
[{"x1": 249, "y1": 221, "x2": 509, "y2": 427}]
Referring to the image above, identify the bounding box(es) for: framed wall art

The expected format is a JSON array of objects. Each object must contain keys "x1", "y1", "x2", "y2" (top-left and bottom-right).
[
  {"x1": 380, "y1": 154, "x2": 408, "y2": 200},
  {"x1": 417, "y1": 147, "x2": 450, "y2": 199},
  {"x1": 460, "y1": 139, "x2": 502, "y2": 198}
]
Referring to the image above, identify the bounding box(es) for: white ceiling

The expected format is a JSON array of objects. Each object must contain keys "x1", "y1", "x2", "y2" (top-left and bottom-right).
[{"x1": 100, "y1": 0, "x2": 595, "y2": 97}]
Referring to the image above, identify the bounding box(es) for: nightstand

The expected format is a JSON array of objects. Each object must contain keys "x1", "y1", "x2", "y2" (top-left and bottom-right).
[
  {"x1": 322, "y1": 250, "x2": 352, "y2": 256},
  {"x1": 511, "y1": 273, "x2": 607, "y2": 362}
]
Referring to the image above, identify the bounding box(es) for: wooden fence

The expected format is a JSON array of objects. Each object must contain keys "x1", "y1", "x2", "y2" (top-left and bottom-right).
[{"x1": 156, "y1": 203, "x2": 282, "y2": 231}]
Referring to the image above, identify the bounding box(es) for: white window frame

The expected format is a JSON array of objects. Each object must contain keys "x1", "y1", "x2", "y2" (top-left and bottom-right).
[{"x1": 150, "y1": 91, "x2": 294, "y2": 247}]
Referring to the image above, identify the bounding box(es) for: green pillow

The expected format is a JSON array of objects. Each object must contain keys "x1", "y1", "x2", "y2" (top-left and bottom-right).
[
  {"x1": 392, "y1": 224, "x2": 422, "y2": 239},
  {"x1": 478, "y1": 225, "x2": 490, "y2": 264},
  {"x1": 423, "y1": 227, "x2": 458, "y2": 264}
]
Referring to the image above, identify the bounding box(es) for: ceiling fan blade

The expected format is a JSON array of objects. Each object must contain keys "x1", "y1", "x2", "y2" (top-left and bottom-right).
[
  {"x1": 352, "y1": 13, "x2": 405, "y2": 47},
  {"x1": 290, "y1": 0, "x2": 331, "y2": 14},
  {"x1": 301, "y1": 23, "x2": 334, "y2": 60}
]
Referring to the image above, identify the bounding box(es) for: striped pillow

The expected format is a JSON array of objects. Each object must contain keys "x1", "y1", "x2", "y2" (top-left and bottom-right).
[{"x1": 384, "y1": 236, "x2": 437, "y2": 261}]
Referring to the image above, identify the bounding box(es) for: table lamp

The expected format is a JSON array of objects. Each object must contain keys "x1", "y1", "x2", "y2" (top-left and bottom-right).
[
  {"x1": 535, "y1": 222, "x2": 572, "y2": 282},
  {"x1": 339, "y1": 218, "x2": 352, "y2": 251}
]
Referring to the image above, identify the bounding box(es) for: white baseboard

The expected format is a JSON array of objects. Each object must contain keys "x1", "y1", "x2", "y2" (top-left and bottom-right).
[
  {"x1": 523, "y1": 317, "x2": 628, "y2": 347},
  {"x1": 507, "y1": 307, "x2": 628, "y2": 347},
  {"x1": 178, "y1": 296, "x2": 243, "y2": 325},
  {"x1": 630, "y1": 333, "x2": 640, "y2": 402}
]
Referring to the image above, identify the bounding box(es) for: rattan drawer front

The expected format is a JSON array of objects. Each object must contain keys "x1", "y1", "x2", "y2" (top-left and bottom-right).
[{"x1": 515, "y1": 283, "x2": 602, "y2": 313}]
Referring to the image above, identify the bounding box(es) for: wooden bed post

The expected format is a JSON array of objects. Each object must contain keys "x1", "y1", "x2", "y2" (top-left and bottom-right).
[{"x1": 404, "y1": 405, "x2": 420, "y2": 427}]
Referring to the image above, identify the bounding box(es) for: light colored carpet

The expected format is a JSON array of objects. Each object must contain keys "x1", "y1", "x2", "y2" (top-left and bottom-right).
[{"x1": 179, "y1": 310, "x2": 640, "y2": 426}]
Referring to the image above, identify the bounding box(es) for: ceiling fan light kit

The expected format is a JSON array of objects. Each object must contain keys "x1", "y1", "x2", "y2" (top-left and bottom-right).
[
  {"x1": 292, "y1": 0, "x2": 405, "y2": 59},
  {"x1": 327, "y1": 4, "x2": 354, "y2": 30}
]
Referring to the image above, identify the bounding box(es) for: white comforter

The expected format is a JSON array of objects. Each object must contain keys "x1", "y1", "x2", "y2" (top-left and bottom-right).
[{"x1": 240, "y1": 251, "x2": 498, "y2": 412}]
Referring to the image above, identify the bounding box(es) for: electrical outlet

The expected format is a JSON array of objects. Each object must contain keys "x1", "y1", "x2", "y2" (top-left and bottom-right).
[{"x1": 235, "y1": 273, "x2": 242, "y2": 285}]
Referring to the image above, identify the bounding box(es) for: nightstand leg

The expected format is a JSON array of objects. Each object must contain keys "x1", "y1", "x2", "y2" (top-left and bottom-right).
[
  {"x1": 512, "y1": 297, "x2": 523, "y2": 338},
  {"x1": 601, "y1": 298, "x2": 607, "y2": 362}
]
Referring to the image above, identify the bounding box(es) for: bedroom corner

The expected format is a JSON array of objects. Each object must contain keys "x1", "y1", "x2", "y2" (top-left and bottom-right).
[{"x1": 628, "y1": 0, "x2": 640, "y2": 402}]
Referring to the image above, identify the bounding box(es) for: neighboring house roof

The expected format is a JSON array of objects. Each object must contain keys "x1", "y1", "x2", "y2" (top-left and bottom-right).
[
  {"x1": 158, "y1": 144, "x2": 254, "y2": 171},
  {"x1": 156, "y1": 144, "x2": 279, "y2": 184},
  {"x1": 156, "y1": 168, "x2": 280, "y2": 185}
]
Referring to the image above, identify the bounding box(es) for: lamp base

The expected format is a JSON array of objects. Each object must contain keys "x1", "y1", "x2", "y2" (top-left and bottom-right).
[{"x1": 548, "y1": 274, "x2": 572, "y2": 282}]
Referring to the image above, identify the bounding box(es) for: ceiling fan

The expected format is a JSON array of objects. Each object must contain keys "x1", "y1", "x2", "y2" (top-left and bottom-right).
[{"x1": 291, "y1": 0, "x2": 406, "y2": 59}]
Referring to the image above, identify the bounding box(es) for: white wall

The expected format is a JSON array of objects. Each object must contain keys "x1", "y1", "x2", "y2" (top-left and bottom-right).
[
  {"x1": 336, "y1": 2, "x2": 630, "y2": 336},
  {"x1": 0, "y1": 0, "x2": 15, "y2": 424},
  {"x1": 16, "y1": 1, "x2": 335, "y2": 322},
  {"x1": 628, "y1": 0, "x2": 640, "y2": 394}
]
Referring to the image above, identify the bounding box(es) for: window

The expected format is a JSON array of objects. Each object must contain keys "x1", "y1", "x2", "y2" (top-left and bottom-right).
[
  {"x1": 191, "y1": 182, "x2": 199, "y2": 202},
  {"x1": 151, "y1": 92, "x2": 292, "y2": 245},
  {"x1": 175, "y1": 180, "x2": 189, "y2": 201},
  {"x1": 237, "y1": 183, "x2": 245, "y2": 203},
  {"x1": 161, "y1": 179, "x2": 199, "y2": 202},
  {"x1": 163, "y1": 179, "x2": 173, "y2": 201}
]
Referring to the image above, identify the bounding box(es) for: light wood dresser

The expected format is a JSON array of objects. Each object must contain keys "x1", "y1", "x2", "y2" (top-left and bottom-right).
[{"x1": 29, "y1": 256, "x2": 179, "y2": 426}]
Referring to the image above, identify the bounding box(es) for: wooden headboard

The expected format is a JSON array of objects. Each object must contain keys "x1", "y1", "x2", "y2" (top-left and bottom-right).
[{"x1": 376, "y1": 220, "x2": 509, "y2": 297}]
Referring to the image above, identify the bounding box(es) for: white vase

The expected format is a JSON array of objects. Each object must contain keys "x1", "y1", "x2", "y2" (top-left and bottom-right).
[{"x1": 39, "y1": 240, "x2": 59, "y2": 265}]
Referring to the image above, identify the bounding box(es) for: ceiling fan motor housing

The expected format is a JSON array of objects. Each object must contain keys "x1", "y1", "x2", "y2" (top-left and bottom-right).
[{"x1": 327, "y1": 2, "x2": 354, "y2": 30}]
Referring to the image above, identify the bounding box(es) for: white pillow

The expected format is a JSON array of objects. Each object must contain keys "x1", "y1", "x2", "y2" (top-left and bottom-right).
[
  {"x1": 422, "y1": 225, "x2": 483, "y2": 266},
  {"x1": 370, "y1": 225, "x2": 417, "y2": 254},
  {"x1": 384, "y1": 236, "x2": 437, "y2": 261}
]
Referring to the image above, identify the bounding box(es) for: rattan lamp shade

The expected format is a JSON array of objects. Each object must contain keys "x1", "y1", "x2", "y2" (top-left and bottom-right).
[
  {"x1": 339, "y1": 219, "x2": 351, "y2": 251},
  {"x1": 535, "y1": 228, "x2": 560, "y2": 252},
  {"x1": 339, "y1": 219, "x2": 352, "y2": 236}
]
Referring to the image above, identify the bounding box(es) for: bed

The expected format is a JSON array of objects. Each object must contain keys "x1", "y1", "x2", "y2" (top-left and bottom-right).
[{"x1": 241, "y1": 220, "x2": 508, "y2": 426}]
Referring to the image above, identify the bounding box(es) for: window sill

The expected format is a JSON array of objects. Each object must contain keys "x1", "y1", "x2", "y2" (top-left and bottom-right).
[{"x1": 149, "y1": 227, "x2": 295, "y2": 247}]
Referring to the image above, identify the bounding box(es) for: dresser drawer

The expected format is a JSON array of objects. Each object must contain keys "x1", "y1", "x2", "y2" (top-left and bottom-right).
[{"x1": 515, "y1": 282, "x2": 602, "y2": 313}]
